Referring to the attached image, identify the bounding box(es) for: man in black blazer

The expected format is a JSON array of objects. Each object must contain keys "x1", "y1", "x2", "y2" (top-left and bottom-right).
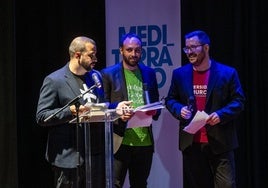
[
  {"x1": 36, "y1": 36, "x2": 105, "y2": 188},
  {"x1": 165, "y1": 30, "x2": 245, "y2": 188},
  {"x1": 101, "y1": 33, "x2": 161, "y2": 188}
]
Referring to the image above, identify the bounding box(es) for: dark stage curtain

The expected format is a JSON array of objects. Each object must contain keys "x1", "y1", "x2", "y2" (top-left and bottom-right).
[
  {"x1": 1, "y1": 0, "x2": 267, "y2": 187},
  {"x1": 0, "y1": 0, "x2": 18, "y2": 187}
]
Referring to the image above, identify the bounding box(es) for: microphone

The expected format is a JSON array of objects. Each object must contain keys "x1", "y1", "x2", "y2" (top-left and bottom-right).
[
  {"x1": 92, "y1": 72, "x2": 102, "y2": 88},
  {"x1": 143, "y1": 83, "x2": 150, "y2": 104},
  {"x1": 187, "y1": 96, "x2": 195, "y2": 112}
]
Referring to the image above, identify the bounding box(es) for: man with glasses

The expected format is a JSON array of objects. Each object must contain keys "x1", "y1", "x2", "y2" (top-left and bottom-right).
[
  {"x1": 36, "y1": 36, "x2": 105, "y2": 188},
  {"x1": 165, "y1": 30, "x2": 245, "y2": 188}
]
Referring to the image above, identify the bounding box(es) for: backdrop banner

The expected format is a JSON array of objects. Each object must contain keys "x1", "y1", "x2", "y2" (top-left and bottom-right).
[{"x1": 105, "y1": 1, "x2": 182, "y2": 187}]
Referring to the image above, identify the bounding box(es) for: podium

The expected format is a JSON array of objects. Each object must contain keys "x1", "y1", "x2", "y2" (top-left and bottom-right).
[{"x1": 70, "y1": 106, "x2": 119, "y2": 188}]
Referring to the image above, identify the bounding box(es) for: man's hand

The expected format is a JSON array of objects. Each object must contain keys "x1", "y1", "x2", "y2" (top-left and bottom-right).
[
  {"x1": 206, "y1": 112, "x2": 220, "y2": 126},
  {"x1": 116, "y1": 101, "x2": 134, "y2": 121},
  {"x1": 70, "y1": 105, "x2": 90, "y2": 116},
  {"x1": 180, "y1": 106, "x2": 192, "y2": 120}
]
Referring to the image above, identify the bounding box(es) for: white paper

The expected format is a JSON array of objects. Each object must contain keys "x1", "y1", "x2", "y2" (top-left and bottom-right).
[
  {"x1": 126, "y1": 102, "x2": 165, "y2": 128},
  {"x1": 134, "y1": 101, "x2": 165, "y2": 112},
  {"x1": 183, "y1": 110, "x2": 209, "y2": 134},
  {"x1": 127, "y1": 111, "x2": 153, "y2": 128}
]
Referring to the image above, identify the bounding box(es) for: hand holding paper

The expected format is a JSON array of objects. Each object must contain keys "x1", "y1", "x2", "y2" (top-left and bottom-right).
[
  {"x1": 127, "y1": 101, "x2": 164, "y2": 128},
  {"x1": 183, "y1": 110, "x2": 209, "y2": 134},
  {"x1": 116, "y1": 101, "x2": 134, "y2": 115}
]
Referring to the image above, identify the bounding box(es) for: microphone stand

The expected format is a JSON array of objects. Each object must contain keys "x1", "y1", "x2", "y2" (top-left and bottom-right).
[
  {"x1": 44, "y1": 84, "x2": 97, "y2": 122},
  {"x1": 43, "y1": 84, "x2": 97, "y2": 187},
  {"x1": 74, "y1": 101, "x2": 81, "y2": 188}
]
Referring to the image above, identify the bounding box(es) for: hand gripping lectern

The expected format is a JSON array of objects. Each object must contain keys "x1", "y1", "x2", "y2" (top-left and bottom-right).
[{"x1": 70, "y1": 104, "x2": 118, "y2": 188}]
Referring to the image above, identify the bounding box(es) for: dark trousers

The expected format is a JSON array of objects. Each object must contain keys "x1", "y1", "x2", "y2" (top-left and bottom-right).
[
  {"x1": 53, "y1": 153, "x2": 105, "y2": 188},
  {"x1": 113, "y1": 145, "x2": 153, "y2": 188},
  {"x1": 183, "y1": 143, "x2": 236, "y2": 188}
]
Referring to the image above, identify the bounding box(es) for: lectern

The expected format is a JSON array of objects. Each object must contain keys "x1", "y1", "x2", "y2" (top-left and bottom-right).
[{"x1": 70, "y1": 106, "x2": 119, "y2": 188}]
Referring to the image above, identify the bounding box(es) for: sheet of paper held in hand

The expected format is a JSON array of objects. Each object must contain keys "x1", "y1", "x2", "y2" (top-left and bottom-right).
[
  {"x1": 127, "y1": 102, "x2": 165, "y2": 128},
  {"x1": 183, "y1": 110, "x2": 209, "y2": 134}
]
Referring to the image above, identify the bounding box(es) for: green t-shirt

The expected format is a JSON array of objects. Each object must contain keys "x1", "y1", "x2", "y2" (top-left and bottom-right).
[{"x1": 122, "y1": 68, "x2": 152, "y2": 146}]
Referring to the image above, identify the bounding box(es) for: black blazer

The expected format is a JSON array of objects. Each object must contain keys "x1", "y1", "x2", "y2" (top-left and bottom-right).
[
  {"x1": 36, "y1": 63, "x2": 104, "y2": 168},
  {"x1": 165, "y1": 60, "x2": 245, "y2": 154}
]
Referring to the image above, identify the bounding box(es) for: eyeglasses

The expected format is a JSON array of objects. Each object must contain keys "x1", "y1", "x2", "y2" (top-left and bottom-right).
[{"x1": 183, "y1": 44, "x2": 204, "y2": 53}]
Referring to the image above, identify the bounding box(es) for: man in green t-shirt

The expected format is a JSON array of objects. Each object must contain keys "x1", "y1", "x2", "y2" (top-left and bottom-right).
[{"x1": 101, "y1": 33, "x2": 161, "y2": 188}]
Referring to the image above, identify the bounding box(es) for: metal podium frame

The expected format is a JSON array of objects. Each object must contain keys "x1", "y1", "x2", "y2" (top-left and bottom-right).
[
  {"x1": 72, "y1": 108, "x2": 118, "y2": 188},
  {"x1": 69, "y1": 101, "x2": 165, "y2": 188}
]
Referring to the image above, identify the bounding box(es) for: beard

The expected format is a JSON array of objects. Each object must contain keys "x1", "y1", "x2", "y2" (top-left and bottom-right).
[
  {"x1": 123, "y1": 56, "x2": 140, "y2": 67},
  {"x1": 81, "y1": 61, "x2": 94, "y2": 71},
  {"x1": 187, "y1": 52, "x2": 205, "y2": 67}
]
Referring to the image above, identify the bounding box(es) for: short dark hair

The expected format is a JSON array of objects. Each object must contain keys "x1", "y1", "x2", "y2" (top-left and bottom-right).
[
  {"x1": 185, "y1": 30, "x2": 210, "y2": 45},
  {"x1": 119, "y1": 33, "x2": 142, "y2": 47}
]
